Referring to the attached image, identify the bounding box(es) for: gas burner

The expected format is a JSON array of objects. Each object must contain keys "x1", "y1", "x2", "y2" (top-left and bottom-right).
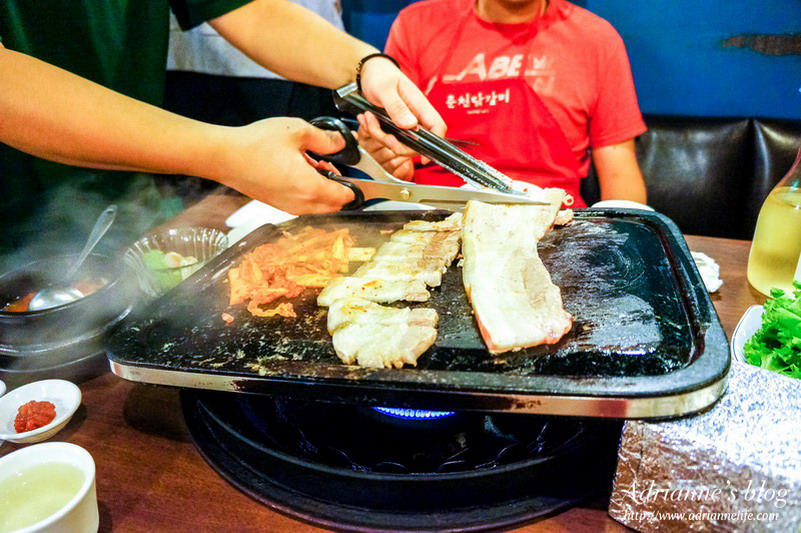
[
  {"x1": 371, "y1": 406, "x2": 456, "y2": 420},
  {"x1": 182, "y1": 391, "x2": 621, "y2": 532}
]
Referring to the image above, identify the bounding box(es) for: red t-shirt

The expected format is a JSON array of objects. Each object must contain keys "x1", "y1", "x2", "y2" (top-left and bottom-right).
[{"x1": 385, "y1": 0, "x2": 646, "y2": 204}]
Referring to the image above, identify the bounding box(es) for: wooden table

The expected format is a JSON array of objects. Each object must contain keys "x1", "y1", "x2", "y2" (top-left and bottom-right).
[{"x1": 1, "y1": 195, "x2": 766, "y2": 533}]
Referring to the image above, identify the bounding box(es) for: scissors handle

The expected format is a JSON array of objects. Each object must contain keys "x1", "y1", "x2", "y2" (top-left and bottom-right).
[
  {"x1": 308, "y1": 117, "x2": 367, "y2": 210},
  {"x1": 309, "y1": 116, "x2": 361, "y2": 166},
  {"x1": 317, "y1": 169, "x2": 365, "y2": 211}
]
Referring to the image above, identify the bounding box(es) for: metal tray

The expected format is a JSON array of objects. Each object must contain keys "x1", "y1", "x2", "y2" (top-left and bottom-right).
[{"x1": 108, "y1": 209, "x2": 729, "y2": 419}]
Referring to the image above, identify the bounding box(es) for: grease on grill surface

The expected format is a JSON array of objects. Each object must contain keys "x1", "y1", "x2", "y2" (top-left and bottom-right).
[{"x1": 113, "y1": 212, "x2": 694, "y2": 378}]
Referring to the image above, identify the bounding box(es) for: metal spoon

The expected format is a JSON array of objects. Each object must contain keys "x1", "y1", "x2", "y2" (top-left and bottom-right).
[{"x1": 28, "y1": 205, "x2": 118, "y2": 311}]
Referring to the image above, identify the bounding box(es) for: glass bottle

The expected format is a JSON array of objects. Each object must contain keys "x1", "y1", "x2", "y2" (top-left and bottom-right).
[{"x1": 747, "y1": 145, "x2": 801, "y2": 296}]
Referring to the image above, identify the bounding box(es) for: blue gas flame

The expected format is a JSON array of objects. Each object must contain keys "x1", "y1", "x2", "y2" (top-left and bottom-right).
[{"x1": 372, "y1": 407, "x2": 456, "y2": 420}]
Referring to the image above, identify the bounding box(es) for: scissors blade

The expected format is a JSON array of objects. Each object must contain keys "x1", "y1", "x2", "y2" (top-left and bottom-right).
[
  {"x1": 350, "y1": 146, "x2": 403, "y2": 183},
  {"x1": 338, "y1": 178, "x2": 550, "y2": 208}
]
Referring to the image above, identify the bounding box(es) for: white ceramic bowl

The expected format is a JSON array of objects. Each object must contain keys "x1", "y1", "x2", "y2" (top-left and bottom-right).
[
  {"x1": 730, "y1": 304, "x2": 764, "y2": 363},
  {"x1": 0, "y1": 379, "x2": 82, "y2": 444},
  {"x1": 0, "y1": 379, "x2": 6, "y2": 398},
  {"x1": 0, "y1": 442, "x2": 98, "y2": 532}
]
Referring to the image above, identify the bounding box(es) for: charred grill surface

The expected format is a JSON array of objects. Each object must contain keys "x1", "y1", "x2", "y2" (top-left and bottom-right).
[
  {"x1": 108, "y1": 209, "x2": 728, "y2": 413},
  {"x1": 112, "y1": 212, "x2": 691, "y2": 375}
]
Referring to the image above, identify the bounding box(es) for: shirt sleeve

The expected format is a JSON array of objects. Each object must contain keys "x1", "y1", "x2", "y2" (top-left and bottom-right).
[
  {"x1": 588, "y1": 31, "x2": 646, "y2": 148},
  {"x1": 170, "y1": 0, "x2": 254, "y2": 30}
]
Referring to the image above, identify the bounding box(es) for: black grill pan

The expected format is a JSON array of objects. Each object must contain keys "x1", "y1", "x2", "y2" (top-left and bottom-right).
[{"x1": 107, "y1": 209, "x2": 729, "y2": 419}]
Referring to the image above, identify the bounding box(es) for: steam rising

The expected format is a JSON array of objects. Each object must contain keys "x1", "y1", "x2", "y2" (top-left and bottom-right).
[{"x1": 0, "y1": 168, "x2": 231, "y2": 385}]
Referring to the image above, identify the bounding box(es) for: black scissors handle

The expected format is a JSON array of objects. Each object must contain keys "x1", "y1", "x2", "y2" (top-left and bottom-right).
[
  {"x1": 309, "y1": 116, "x2": 366, "y2": 210},
  {"x1": 309, "y1": 116, "x2": 361, "y2": 166},
  {"x1": 317, "y1": 169, "x2": 365, "y2": 211}
]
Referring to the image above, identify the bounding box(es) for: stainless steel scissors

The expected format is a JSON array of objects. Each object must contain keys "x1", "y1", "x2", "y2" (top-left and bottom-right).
[{"x1": 309, "y1": 116, "x2": 549, "y2": 211}]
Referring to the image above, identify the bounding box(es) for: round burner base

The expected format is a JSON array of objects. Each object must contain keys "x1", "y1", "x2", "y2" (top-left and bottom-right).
[{"x1": 182, "y1": 391, "x2": 619, "y2": 532}]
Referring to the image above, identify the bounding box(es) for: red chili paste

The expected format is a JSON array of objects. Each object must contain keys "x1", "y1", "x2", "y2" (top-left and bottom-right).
[
  {"x1": 14, "y1": 400, "x2": 57, "y2": 432},
  {"x1": 2, "y1": 292, "x2": 35, "y2": 313}
]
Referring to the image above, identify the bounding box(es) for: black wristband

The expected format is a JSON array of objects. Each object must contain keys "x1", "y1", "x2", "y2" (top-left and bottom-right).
[{"x1": 355, "y1": 53, "x2": 400, "y2": 93}]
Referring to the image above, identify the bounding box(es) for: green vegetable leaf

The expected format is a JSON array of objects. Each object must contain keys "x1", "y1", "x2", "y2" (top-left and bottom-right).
[
  {"x1": 141, "y1": 249, "x2": 182, "y2": 290},
  {"x1": 142, "y1": 249, "x2": 168, "y2": 270},
  {"x1": 742, "y1": 282, "x2": 801, "y2": 380}
]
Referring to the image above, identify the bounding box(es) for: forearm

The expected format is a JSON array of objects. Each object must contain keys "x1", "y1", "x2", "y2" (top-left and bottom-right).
[
  {"x1": 593, "y1": 140, "x2": 647, "y2": 203},
  {"x1": 0, "y1": 46, "x2": 229, "y2": 179},
  {"x1": 211, "y1": 0, "x2": 376, "y2": 89},
  {"x1": 599, "y1": 174, "x2": 647, "y2": 203}
]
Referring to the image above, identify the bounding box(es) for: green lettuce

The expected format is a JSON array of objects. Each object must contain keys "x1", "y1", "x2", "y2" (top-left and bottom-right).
[
  {"x1": 141, "y1": 249, "x2": 182, "y2": 290},
  {"x1": 743, "y1": 281, "x2": 801, "y2": 379}
]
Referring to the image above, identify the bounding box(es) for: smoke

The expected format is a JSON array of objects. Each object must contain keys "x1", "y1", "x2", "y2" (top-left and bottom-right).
[
  {"x1": 0, "y1": 169, "x2": 233, "y2": 273},
  {"x1": 0, "y1": 168, "x2": 234, "y2": 386},
  {"x1": 0, "y1": 252, "x2": 140, "y2": 388}
]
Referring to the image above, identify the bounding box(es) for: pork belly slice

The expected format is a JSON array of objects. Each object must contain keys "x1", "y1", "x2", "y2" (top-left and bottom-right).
[
  {"x1": 318, "y1": 275, "x2": 430, "y2": 306},
  {"x1": 370, "y1": 250, "x2": 446, "y2": 273},
  {"x1": 364, "y1": 232, "x2": 460, "y2": 288},
  {"x1": 402, "y1": 212, "x2": 463, "y2": 232},
  {"x1": 319, "y1": 214, "x2": 462, "y2": 367},
  {"x1": 371, "y1": 235, "x2": 460, "y2": 269},
  {"x1": 389, "y1": 229, "x2": 438, "y2": 244},
  {"x1": 327, "y1": 297, "x2": 438, "y2": 368},
  {"x1": 327, "y1": 297, "x2": 438, "y2": 332},
  {"x1": 461, "y1": 193, "x2": 572, "y2": 354},
  {"x1": 318, "y1": 227, "x2": 461, "y2": 307},
  {"x1": 399, "y1": 231, "x2": 461, "y2": 266},
  {"x1": 388, "y1": 230, "x2": 461, "y2": 263},
  {"x1": 554, "y1": 209, "x2": 574, "y2": 226},
  {"x1": 332, "y1": 324, "x2": 437, "y2": 368},
  {"x1": 355, "y1": 260, "x2": 443, "y2": 287}
]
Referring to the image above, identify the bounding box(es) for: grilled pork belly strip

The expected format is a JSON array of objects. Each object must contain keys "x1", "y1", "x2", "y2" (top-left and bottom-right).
[
  {"x1": 386, "y1": 231, "x2": 461, "y2": 263},
  {"x1": 554, "y1": 209, "x2": 574, "y2": 226},
  {"x1": 355, "y1": 261, "x2": 443, "y2": 287},
  {"x1": 318, "y1": 225, "x2": 461, "y2": 306},
  {"x1": 403, "y1": 212, "x2": 463, "y2": 232},
  {"x1": 327, "y1": 298, "x2": 438, "y2": 368},
  {"x1": 326, "y1": 297, "x2": 439, "y2": 331},
  {"x1": 318, "y1": 276, "x2": 431, "y2": 306},
  {"x1": 332, "y1": 323, "x2": 437, "y2": 368},
  {"x1": 370, "y1": 238, "x2": 460, "y2": 273},
  {"x1": 320, "y1": 214, "x2": 463, "y2": 368},
  {"x1": 461, "y1": 192, "x2": 572, "y2": 354}
]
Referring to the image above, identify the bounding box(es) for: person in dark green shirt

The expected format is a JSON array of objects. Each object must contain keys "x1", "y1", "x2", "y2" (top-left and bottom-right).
[{"x1": 0, "y1": 0, "x2": 445, "y2": 270}]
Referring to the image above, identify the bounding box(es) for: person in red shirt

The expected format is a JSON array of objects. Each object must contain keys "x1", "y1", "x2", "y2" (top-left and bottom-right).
[{"x1": 357, "y1": 0, "x2": 647, "y2": 207}]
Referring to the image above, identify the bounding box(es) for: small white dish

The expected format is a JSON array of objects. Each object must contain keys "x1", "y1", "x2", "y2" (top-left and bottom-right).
[
  {"x1": 0, "y1": 379, "x2": 82, "y2": 444},
  {"x1": 225, "y1": 200, "x2": 296, "y2": 229},
  {"x1": 0, "y1": 442, "x2": 98, "y2": 532},
  {"x1": 591, "y1": 199, "x2": 655, "y2": 211},
  {"x1": 225, "y1": 200, "x2": 297, "y2": 245},
  {"x1": 730, "y1": 304, "x2": 764, "y2": 363}
]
